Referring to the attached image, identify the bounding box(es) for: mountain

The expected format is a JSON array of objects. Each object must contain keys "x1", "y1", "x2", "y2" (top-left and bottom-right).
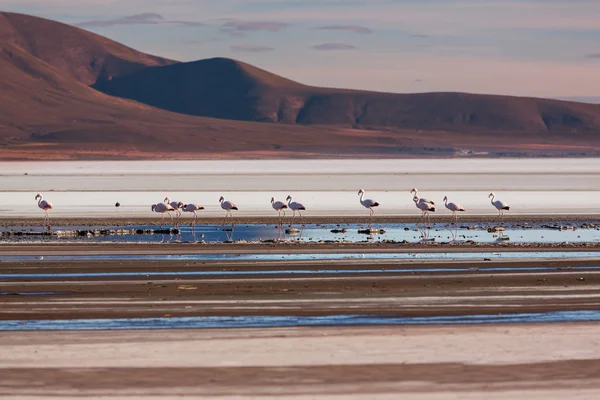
[
  {"x1": 1, "y1": 11, "x2": 600, "y2": 160},
  {"x1": 93, "y1": 57, "x2": 600, "y2": 137},
  {"x1": 0, "y1": 11, "x2": 174, "y2": 84},
  {"x1": 0, "y1": 12, "x2": 372, "y2": 159}
]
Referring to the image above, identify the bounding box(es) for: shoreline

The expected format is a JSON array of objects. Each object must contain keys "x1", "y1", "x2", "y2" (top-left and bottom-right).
[{"x1": 2, "y1": 214, "x2": 600, "y2": 227}]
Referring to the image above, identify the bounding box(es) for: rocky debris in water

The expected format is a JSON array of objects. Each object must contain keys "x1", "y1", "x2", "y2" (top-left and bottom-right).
[
  {"x1": 330, "y1": 228, "x2": 347, "y2": 234},
  {"x1": 358, "y1": 228, "x2": 386, "y2": 235},
  {"x1": 153, "y1": 228, "x2": 180, "y2": 234},
  {"x1": 487, "y1": 226, "x2": 505, "y2": 232},
  {"x1": 542, "y1": 224, "x2": 576, "y2": 231}
]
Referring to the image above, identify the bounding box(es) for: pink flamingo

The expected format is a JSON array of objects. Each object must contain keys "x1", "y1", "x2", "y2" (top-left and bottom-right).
[
  {"x1": 286, "y1": 195, "x2": 306, "y2": 227},
  {"x1": 151, "y1": 202, "x2": 175, "y2": 227},
  {"x1": 271, "y1": 197, "x2": 288, "y2": 226},
  {"x1": 443, "y1": 196, "x2": 466, "y2": 224},
  {"x1": 35, "y1": 193, "x2": 53, "y2": 227},
  {"x1": 182, "y1": 203, "x2": 204, "y2": 225},
  {"x1": 358, "y1": 189, "x2": 380, "y2": 228},
  {"x1": 219, "y1": 196, "x2": 238, "y2": 227}
]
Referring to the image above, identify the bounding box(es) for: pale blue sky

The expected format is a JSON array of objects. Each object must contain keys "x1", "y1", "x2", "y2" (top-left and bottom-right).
[{"x1": 2, "y1": 0, "x2": 600, "y2": 100}]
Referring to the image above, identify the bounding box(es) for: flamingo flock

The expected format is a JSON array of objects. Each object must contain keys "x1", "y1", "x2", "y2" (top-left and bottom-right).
[{"x1": 32, "y1": 190, "x2": 511, "y2": 229}]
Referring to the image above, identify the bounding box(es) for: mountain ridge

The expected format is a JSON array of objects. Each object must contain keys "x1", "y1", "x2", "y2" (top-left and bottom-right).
[
  {"x1": 1, "y1": 11, "x2": 600, "y2": 160},
  {"x1": 93, "y1": 57, "x2": 600, "y2": 136}
]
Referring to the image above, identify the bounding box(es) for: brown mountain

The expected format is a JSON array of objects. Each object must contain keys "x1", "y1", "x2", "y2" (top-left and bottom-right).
[
  {"x1": 2, "y1": 11, "x2": 600, "y2": 160},
  {"x1": 0, "y1": 11, "x2": 174, "y2": 84},
  {"x1": 93, "y1": 57, "x2": 600, "y2": 136}
]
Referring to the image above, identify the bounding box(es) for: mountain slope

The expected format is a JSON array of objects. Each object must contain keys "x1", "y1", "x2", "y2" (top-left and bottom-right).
[
  {"x1": 0, "y1": 14, "x2": 374, "y2": 158},
  {"x1": 1, "y1": 11, "x2": 600, "y2": 160},
  {"x1": 0, "y1": 11, "x2": 174, "y2": 84},
  {"x1": 94, "y1": 57, "x2": 600, "y2": 136}
]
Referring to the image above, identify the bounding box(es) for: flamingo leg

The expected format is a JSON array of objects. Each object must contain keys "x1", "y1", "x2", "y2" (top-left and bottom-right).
[
  {"x1": 416, "y1": 211, "x2": 424, "y2": 228},
  {"x1": 299, "y1": 211, "x2": 304, "y2": 226},
  {"x1": 221, "y1": 211, "x2": 229, "y2": 227},
  {"x1": 228, "y1": 210, "x2": 235, "y2": 228},
  {"x1": 193, "y1": 211, "x2": 197, "y2": 226},
  {"x1": 369, "y1": 208, "x2": 374, "y2": 229},
  {"x1": 290, "y1": 210, "x2": 296, "y2": 228}
]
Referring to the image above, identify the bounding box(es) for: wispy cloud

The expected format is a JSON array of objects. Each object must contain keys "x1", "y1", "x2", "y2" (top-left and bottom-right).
[
  {"x1": 76, "y1": 13, "x2": 203, "y2": 28},
  {"x1": 586, "y1": 53, "x2": 600, "y2": 59},
  {"x1": 409, "y1": 34, "x2": 430, "y2": 39},
  {"x1": 222, "y1": 20, "x2": 288, "y2": 32},
  {"x1": 231, "y1": 45, "x2": 275, "y2": 53},
  {"x1": 315, "y1": 25, "x2": 372, "y2": 34},
  {"x1": 313, "y1": 43, "x2": 357, "y2": 51}
]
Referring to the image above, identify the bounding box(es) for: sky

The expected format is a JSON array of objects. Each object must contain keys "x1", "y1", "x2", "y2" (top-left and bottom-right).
[{"x1": 2, "y1": 0, "x2": 600, "y2": 101}]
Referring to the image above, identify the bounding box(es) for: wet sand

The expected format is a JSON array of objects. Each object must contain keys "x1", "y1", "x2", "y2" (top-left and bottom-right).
[
  {"x1": 1, "y1": 325, "x2": 600, "y2": 399},
  {"x1": 2, "y1": 242, "x2": 600, "y2": 398},
  {"x1": 2, "y1": 243, "x2": 600, "y2": 320}
]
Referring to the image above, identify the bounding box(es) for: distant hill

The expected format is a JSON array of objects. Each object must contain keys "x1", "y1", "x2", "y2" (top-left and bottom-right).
[
  {"x1": 94, "y1": 57, "x2": 600, "y2": 136},
  {"x1": 1, "y1": 11, "x2": 600, "y2": 160}
]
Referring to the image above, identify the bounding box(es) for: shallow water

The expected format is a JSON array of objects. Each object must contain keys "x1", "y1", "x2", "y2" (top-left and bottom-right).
[
  {"x1": 1, "y1": 251, "x2": 600, "y2": 265},
  {"x1": 2, "y1": 310, "x2": 600, "y2": 331},
  {"x1": 0, "y1": 264, "x2": 598, "y2": 280},
  {"x1": 2, "y1": 222, "x2": 599, "y2": 245}
]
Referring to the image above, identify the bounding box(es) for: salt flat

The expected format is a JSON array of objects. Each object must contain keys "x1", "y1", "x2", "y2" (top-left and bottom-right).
[
  {"x1": 1, "y1": 159, "x2": 599, "y2": 218},
  {"x1": 1, "y1": 325, "x2": 599, "y2": 399}
]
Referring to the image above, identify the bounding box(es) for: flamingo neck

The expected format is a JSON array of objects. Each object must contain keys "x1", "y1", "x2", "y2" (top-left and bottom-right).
[
  {"x1": 490, "y1": 195, "x2": 495, "y2": 204},
  {"x1": 359, "y1": 192, "x2": 365, "y2": 202}
]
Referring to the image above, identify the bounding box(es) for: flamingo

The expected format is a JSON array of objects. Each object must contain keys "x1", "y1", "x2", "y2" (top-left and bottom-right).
[
  {"x1": 286, "y1": 195, "x2": 306, "y2": 227},
  {"x1": 413, "y1": 195, "x2": 435, "y2": 228},
  {"x1": 164, "y1": 197, "x2": 184, "y2": 219},
  {"x1": 271, "y1": 197, "x2": 288, "y2": 226},
  {"x1": 489, "y1": 192, "x2": 510, "y2": 221},
  {"x1": 358, "y1": 189, "x2": 379, "y2": 227},
  {"x1": 151, "y1": 202, "x2": 175, "y2": 227},
  {"x1": 182, "y1": 203, "x2": 204, "y2": 225},
  {"x1": 443, "y1": 196, "x2": 466, "y2": 224},
  {"x1": 410, "y1": 188, "x2": 435, "y2": 205},
  {"x1": 35, "y1": 193, "x2": 53, "y2": 227},
  {"x1": 219, "y1": 196, "x2": 238, "y2": 227}
]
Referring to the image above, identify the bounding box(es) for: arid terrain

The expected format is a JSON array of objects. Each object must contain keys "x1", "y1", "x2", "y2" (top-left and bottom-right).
[
  {"x1": 2, "y1": 11, "x2": 600, "y2": 160},
  {"x1": 1, "y1": 243, "x2": 600, "y2": 399}
]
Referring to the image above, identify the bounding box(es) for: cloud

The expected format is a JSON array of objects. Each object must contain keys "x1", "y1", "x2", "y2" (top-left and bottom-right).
[
  {"x1": 231, "y1": 45, "x2": 275, "y2": 53},
  {"x1": 75, "y1": 13, "x2": 203, "y2": 28},
  {"x1": 219, "y1": 27, "x2": 245, "y2": 37},
  {"x1": 586, "y1": 53, "x2": 600, "y2": 59},
  {"x1": 409, "y1": 34, "x2": 430, "y2": 38},
  {"x1": 312, "y1": 43, "x2": 357, "y2": 51},
  {"x1": 222, "y1": 20, "x2": 288, "y2": 32},
  {"x1": 315, "y1": 25, "x2": 372, "y2": 34}
]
